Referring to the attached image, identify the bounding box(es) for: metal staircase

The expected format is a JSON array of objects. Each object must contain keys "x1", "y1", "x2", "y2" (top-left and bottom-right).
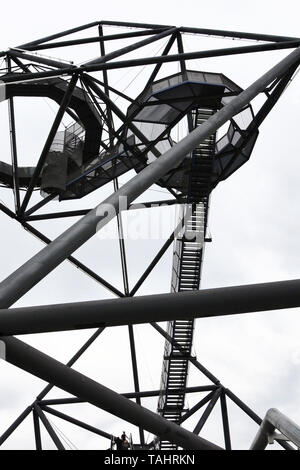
[{"x1": 158, "y1": 108, "x2": 216, "y2": 450}]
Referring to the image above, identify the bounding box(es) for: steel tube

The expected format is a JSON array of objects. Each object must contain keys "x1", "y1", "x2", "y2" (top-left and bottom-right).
[
  {"x1": 84, "y1": 27, "x2": 176, "y2": 66},
  {"x1": 39, "y1": 385, "x2": 218, "y2": 406},
  {"x1": 24, "y1": 29, "x2": 167, "y2": 51},
  {"x1": 1, "y1": 335, "x2": 222, "y2": 450},
  {"x1": 41, "y1": 405, "x2": 113, "y2": 441},
  {"x1": 3, "y1": 41, "x2": 300, "y2": 85},
  {"x1": 250, "y1": 408, "x2": 300, "y2": 450},
  {"x1": 17, "y1": 22, "x2": 100, "y2": 49},
  {"x1": 1, "y1": 278, "x2": 300, "y2": 335},
  {"x1": 1, "y1": 46, "x2": 300, "y2": 311}
]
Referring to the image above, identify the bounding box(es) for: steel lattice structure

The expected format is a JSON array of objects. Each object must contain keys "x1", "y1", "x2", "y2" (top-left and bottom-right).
[{"x1": 0, "y1": 20, "x2": 300, "y2": 450}]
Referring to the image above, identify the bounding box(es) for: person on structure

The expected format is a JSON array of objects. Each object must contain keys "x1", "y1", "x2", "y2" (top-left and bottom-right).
[
  {"x1": 121, "y1": 431, "x2": 130, "y2": 450},
  {"x1": 114, "y1": 432, "x2": 130, "y2": 450}
]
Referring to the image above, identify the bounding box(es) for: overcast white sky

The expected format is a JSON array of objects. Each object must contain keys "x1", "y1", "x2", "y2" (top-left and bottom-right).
[{"x1": 0, "y1": 0, "x2": 300, "y2": 450}]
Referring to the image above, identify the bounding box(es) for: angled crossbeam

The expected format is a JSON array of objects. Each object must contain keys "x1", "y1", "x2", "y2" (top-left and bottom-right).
[
  {"x1": 17, "y1": 21, "x2": 101, "y2": 49},
  {"x1": 3, "y1": 40, "x2": 300, "y2": 84},
  {"x1": 25, "y1": 200, "x2": 178, "y2": 222},
  {"x1": 1, "y1": 335, "x2": 222, "y2": 450},
  {"x1": 34, "y1": 405, "x2": 65, "y2": 450},
  {"x1": 0, "y1": 328, "x2": 105, "y2": 446},
  {"x1": 19, "y1": 74, "x2": 79, "y2": 215},
  {"x1": 84, "y1": 26, "x2": 177, "y2": 66},
  {"x1": 21, "y1": 222, "x2": 124, "y2": 298},
  {"x1": 178, "y1": 390, "x2": 218, "y2": 425},
  {"x1": 39, "y1": 385, "x2": 219, "y2": 406},
  {"x1": 193, "y1": 388, "x2": 222, "y2": 435},
  {"x1": 23, "y1": 28, "x2": 169, "y2": 52},
  {"x1": 41, "y1": 405, "x2": 114, "y2": 441}
]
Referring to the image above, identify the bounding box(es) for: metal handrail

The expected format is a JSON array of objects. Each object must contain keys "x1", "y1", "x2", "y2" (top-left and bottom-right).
[{"x1": 250, "y1": 408, "x2": 300, "y2": 450}]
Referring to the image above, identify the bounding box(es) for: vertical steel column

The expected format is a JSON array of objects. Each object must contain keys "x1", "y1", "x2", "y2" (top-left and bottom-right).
[
  {"x1": 34, "y1": 405, "x2": 64, "y2": 450},
  {"x1": 220, "y1": 390, "x2": 231, "y2": 450},
  {"x1": 7, "y1": 57, "x2": 21, "y2": 214},
  {"x1": 33, "y1": 407, "x2": 42, "y2": 450}
]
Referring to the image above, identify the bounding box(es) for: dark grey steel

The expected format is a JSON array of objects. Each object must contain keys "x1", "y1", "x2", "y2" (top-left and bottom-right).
[
  {"x1": 250, "y1": 408, "x2": 300, "y2": 450},
  {"x1": 2, "y1": 278, "x2": 300, "y2": 335},
  {"x1": 1, "y1": 335, "x2": 222, "y2": 450},
  {"x1": 34, "y1": 405, "x2": 65, "y2": 450}
]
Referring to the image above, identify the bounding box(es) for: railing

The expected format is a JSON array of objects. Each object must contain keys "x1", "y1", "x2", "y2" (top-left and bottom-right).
[{"x1": 250, "y1": 408, "x2": 300, "y2": 450}]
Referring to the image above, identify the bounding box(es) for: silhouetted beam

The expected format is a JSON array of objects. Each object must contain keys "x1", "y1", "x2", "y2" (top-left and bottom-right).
[
  {"x1": 9, "y1": 50, "x2": 71, "y2": 69},
  {"x1": 84, "y1": 26, "x2": 177, "y2": 66},
  {"x1": 1, "y1": 278, "x2": 300, "y2": 335},
  {"x1": 25, "y1": 200, "x2": 178, "y2": 221},
  {"x1": 39, "y1": 385, "x2": 218, "y2": 406},
  {"x1": 17, "y1": 21, "x2": 100, "y2": 49},
  {"x1": 20, "y1": 74, "x2": 78, "y2": 214},
  {"x1": 99, "y1": 20, "x2": 172, "y2": 30},
  {"x1": 1, "y1": 335, "x2": 222, "y2": 450},
  {"x1": 179, "y1": 26, "x2": 300, "y2": 43},
  {"x1": 23, "y1": 29, "x2": 167, "y2": 51},
  {"x1": 3, "y1": 40, "x2": 300, "y2": 84},
  {"x1": 0, "y1": 46, "x2": 299, "y2": 310}
]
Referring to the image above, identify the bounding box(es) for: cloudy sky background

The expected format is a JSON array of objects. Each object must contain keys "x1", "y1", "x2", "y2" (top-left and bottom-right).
[{"x1": 0, "y1": 0, "x2": 300, "y2": 450}]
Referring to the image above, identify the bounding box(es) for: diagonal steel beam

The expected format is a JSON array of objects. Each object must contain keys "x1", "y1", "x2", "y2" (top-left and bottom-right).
[
  {"x1": 19, "y1": 74, "x2": 78, "y2": 215},
  {"x1": 24, "y1": 29, "x2": 168, "y2": 52},
  {"x1": 193, "y1": 388, "x2": 222, "y2": 435},
  {"x1": 34, "y1": 405, "x2": 65, "y2": 450},
  {"x1": 17, "y1": 21, "x2": 100, "y2": 49},
  {"x1": 3, "y1": 40, "x2": 300, "y2": 83},
  {"x1": 84, "y1": 26, "x2": 177, "y2": 66},
  {"x1": 1, "y1": 335, "x2": 222, "y2": 450},
  {"x1": 41, "y1": 405, "x2": 114, "y2": 441}
]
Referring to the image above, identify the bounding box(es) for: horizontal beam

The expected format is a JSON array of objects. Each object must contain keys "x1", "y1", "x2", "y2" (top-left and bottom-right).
[
  {"x1": 2, "y1": 335, "x2": 222, "y2": 450},
  {"x1": 39, "y1": 385, "x2": 218, "y2": 406},
  {"x1": 1, "y1": 278, "x2": 300, "y2": 335},
  {"x1": 179, "y1": 26, "x2": 300, "y2": 43},
  {"x1": 1, "y1": 45, "x2": 300, "y2": 310},
  {"x1": 9, "y1": 49, "x2": 70, "y2": 69},
  {"x1": 25, "y1": 200, "x2": 178, "y2": 221}
]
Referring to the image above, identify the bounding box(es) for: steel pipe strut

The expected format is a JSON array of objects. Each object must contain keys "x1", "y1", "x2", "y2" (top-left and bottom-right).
[
  {"x1": 250, "y1": 408, "x2": 300, "y2": 450},
  {"x1": 1, "y1": 46, "x2": 300, "y2": 311},
  {"x1": 1, "y1": 335, "x2": 222, "y2": 450},
  {"x1": 1, "y1": 278, "x2": 300, "y2": 335}
]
